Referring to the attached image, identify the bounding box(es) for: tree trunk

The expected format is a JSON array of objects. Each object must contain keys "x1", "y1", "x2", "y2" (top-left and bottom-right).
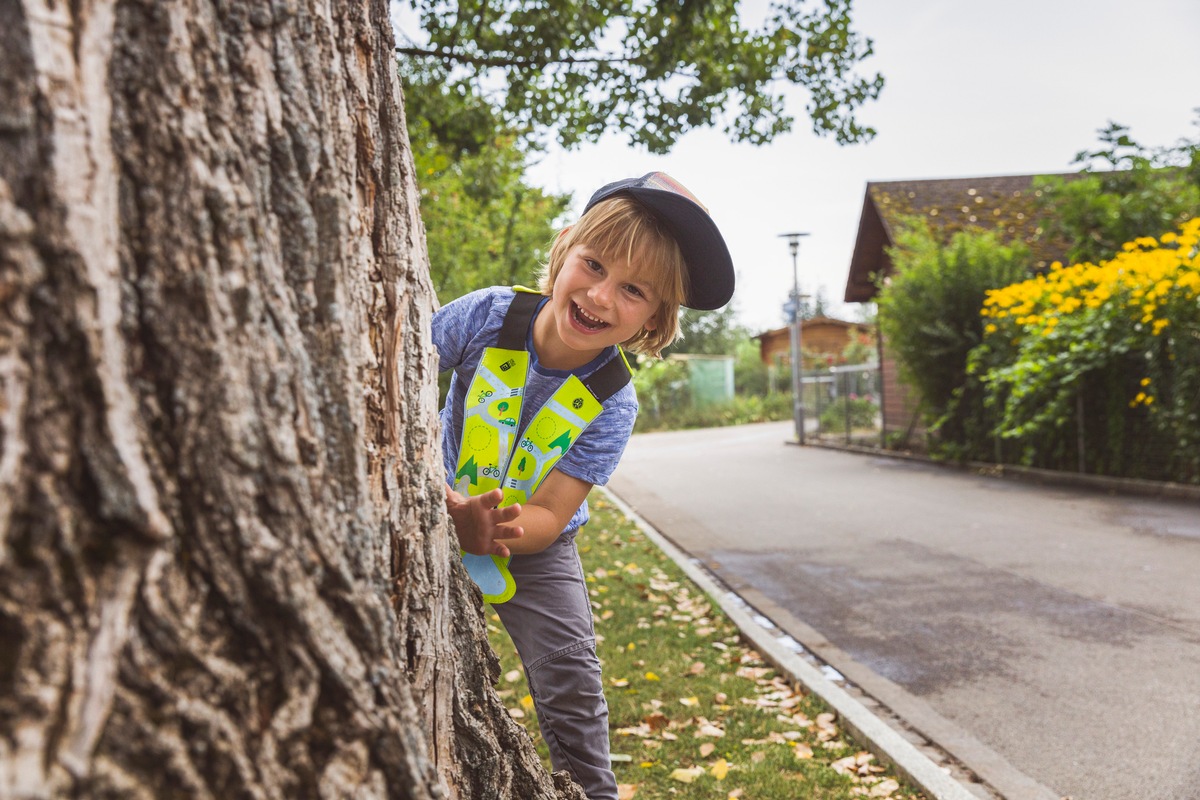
[{"x1": 0, "y1": 2, "x2": 584, "y2": 798}]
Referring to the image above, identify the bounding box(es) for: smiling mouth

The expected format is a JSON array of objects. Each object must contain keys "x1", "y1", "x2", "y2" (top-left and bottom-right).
[{"x1": 572, "y1": 302, "x2": 610, "y2": 331}]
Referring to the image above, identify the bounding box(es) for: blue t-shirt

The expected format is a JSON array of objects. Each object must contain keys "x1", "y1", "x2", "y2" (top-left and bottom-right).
[{"x1": 433, "y1": 287, "x2": 639, "y2": 535}]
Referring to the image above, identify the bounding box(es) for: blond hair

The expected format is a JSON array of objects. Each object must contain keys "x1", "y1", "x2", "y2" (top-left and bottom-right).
[{"x1": 539, "y1": 197, "x2": 688, "y2": 357}]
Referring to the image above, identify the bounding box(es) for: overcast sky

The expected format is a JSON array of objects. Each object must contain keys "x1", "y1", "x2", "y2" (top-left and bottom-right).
[{"x1": 520, "y1": 0, "x2": 1200, "y2": 332}]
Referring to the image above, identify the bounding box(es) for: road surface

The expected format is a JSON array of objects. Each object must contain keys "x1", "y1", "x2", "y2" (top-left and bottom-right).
[{"x1": 608, "y1": 421, "x2": 1200, "y2": 800}]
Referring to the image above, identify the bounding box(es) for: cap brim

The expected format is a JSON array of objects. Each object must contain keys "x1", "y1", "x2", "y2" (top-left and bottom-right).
[{"x1": 585, "y1": 182, "x2": 735, "y2": 310}]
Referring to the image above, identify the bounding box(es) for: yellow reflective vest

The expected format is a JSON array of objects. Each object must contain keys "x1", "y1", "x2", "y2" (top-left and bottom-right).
[{"x1": 453, "y1": 290, "x2": 632, "y2": 603}]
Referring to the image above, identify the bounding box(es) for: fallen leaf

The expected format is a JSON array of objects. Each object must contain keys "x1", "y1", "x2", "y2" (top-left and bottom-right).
[
  {"x1": 644, "y1": 671, "x2": 661, "y2": 681},
  {"x1": 689, "y1": 661, "x2": 706, "y2": 675},
  {"x1": 830, "y1": 755, "x2": 860, "y2": 775},
  {"x1": 710, "y1": 758, "x2": 729, "y2": 780},
  {"x1": 679, "y1": 696, "x2": 699, "y2": 707},
  {"x1": 601, "y1": 610, "x2": 615, "y2": 620},
  {"x1": 644, "y1": 712, "x2": 670, "y2": 731},
  {"x1": 617, "y1": 784, "x2": 637, "y2": 800},
  {"x1": 669, "y1": 766, "x2": 705, "y2": 784},
  {"x1": 519, "y1": 694, "x2": 534, "y2": 711},
  {"x1": 714, "y1": 692, "x2": 728, "y2": 704},
  {"x1": 793, "y1": 743, "x2": 814, "y2": 760},
  {"x1": 699, "y1": 743, "x2": 716, "y2": 757},
  {"x1": 505, "y1": 670, "x2": 521, "y2": 683},
  {"x1": 728, "y1": 790, "x2": 745, "y2": 799},
  {"x1": 610, "y1": 678, "x2": 630, "y2": 688},
  {"x1": 871, "y1": 778, "x2": 900, "y2": 797},
  {"x1": 695, "y1": 723, "x2": 725, "y2": 738},
  {"x1": 751, "y1": 751, "x2": 766, "y2": 764},
  {"x1": 508, "y1": 708, "x2": 525, "y2": 719}
]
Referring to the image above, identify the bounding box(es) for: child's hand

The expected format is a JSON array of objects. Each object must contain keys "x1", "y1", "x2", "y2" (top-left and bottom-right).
[{"x1": 444, "y1": 485, "x2": 524, "y2": 557}]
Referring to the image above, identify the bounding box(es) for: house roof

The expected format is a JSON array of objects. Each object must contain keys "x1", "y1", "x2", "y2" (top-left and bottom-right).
[
  {"x1": 754, "y1": 316, "x2": 865, "y2": 341},
  {"x1": 843, "y1": 172, "x2": 1079, "y2": 303}
]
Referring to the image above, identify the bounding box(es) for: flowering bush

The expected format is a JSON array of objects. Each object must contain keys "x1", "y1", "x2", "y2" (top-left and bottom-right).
[{"x1": 975, "y1": 219, "x2": 1200, "y2": 480}]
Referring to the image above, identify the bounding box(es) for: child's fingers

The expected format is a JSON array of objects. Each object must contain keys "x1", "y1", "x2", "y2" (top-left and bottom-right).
[
  {"x1": 478, "y1": 488, "x2": 504, "y2": 507},
  {"x1": 493, "y1": 502, "x2": 522, "y2": 524}
]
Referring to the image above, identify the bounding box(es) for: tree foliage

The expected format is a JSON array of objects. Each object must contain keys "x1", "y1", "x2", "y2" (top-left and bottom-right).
[
  {"x1": 403, "y1": 66, "x2": 570, "y2": 304},
  {"x1": 1034, "y1": 118, "x2": 1200, "y2": 264},
  {"x1": 395, "y1": 0, "x2": 884, "y2": 153}
]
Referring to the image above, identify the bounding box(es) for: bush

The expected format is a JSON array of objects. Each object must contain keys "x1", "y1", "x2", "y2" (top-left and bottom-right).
[
  {"x1": 977, "y1": 219, "x2": 1200, "y2": 482},
  {"x1": 818, "y1": 397, "x2": 878, "y2": 431},
  {"x1": 875, "y1": 221, "x2": 1030, "y2": 460},
  {"x1": 634, "y1": 393, "x2": 792, "y2": 433}
]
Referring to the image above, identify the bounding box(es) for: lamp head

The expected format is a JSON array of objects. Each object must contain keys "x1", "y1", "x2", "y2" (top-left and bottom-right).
[{"x1": 778, "y1": 231, "x2": 810, "y2": 257}]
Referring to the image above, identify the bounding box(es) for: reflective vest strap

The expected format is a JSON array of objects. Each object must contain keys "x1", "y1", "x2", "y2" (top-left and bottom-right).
[
  {"x1": 496, "y1": 290, "x2": 542, "y2": 351},
  {"x1": 584, "y1": 353, "x2": 633, "y2": 403}
]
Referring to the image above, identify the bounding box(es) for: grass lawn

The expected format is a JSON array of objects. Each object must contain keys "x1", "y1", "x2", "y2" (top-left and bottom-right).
[{"x1": 488, "y1": 491, "x2": 929, "y2": 800}]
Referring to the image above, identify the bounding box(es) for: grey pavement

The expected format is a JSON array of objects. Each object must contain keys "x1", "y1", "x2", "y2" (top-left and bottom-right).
[{"x1": 607, "y1": 421, "x2": 1200, "y2": 800}]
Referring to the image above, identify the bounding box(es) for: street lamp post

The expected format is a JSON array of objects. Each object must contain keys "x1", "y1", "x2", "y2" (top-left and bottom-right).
[{"x1": 779, "y1": 232, "x2": 810, "y2": 444}]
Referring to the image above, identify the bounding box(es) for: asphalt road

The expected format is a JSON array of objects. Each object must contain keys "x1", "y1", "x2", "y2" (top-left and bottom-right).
[{"x1": 607, "y1": 421, "x2": 1200, "y2": 800}]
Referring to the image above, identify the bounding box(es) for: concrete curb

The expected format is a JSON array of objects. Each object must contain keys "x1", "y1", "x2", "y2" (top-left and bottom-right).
[
  {"x1": 802, "y1": 440, "x2": 1200, "y2": 504},
  {"x1": 599, "y1": 486, "x2": 981, "y2": 800}
]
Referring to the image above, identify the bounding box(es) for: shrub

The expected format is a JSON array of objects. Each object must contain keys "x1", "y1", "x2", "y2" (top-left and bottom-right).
[
  {"x1": 818, "y1": 397, "x2": 878, "y2": 431},
  {"x1": 875, "y1": 221, "x2": 1030, "y2": 460},
  {"x1": 978, "y1": 219, "x2": 1200, "y2": 481}
]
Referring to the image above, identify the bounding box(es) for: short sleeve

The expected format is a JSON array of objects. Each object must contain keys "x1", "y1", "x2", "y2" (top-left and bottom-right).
[{"x1": 432, "y1": 287, "x2": 500, "y2": 372}]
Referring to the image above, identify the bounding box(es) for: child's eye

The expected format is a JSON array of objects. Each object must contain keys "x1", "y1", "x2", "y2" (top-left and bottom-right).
[
  {"x1": 584, "y1": 259, "x2": 602, "y2": 273},
  {"x1": 624, "y1": 284, "x2": 644, "y2": 298}
]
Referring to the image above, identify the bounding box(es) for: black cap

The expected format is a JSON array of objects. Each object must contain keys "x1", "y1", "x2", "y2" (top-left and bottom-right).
[{"x1": 583, "y1": 172, "x2": 735, "y2": 310}]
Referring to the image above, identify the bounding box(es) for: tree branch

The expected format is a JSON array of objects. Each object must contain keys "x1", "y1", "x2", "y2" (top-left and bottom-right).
[{"x1": 395, "y1": 45, "x2": 625, "y2": 69}]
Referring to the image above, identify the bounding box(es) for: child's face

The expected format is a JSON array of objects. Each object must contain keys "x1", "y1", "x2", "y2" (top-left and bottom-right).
[{"x1": 541, "y1": 243, "x2": 662, "y2": 362}]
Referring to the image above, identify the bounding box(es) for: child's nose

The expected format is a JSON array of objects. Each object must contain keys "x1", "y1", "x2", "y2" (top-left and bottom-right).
[{"x1": 589, "y1": 279, "x2": 615, "y2": 307}]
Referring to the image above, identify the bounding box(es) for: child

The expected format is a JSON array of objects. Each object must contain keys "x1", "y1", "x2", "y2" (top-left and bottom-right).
[{"x1": 432, "y1": 173, "x2": 734, "y2": 800}]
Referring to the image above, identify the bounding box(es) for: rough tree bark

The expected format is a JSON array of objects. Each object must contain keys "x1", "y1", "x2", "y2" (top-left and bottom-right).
[{"x1": 0, "y1": 1, "x2": 584, "y2": 798}]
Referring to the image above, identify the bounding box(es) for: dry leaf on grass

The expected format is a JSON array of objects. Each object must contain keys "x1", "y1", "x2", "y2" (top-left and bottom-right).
[
  {"x1": 644, "y1": 711, "x2": 670, "y2": 731},
  {"x1": 669, "y1": 766, "x2": 705, "y2": 784},
  {"x1": 710, "y1": 758, "x2": 729, "y2": 780},
  {"x1": 699, "y1": 743, "x2": 716, "y2": 757},
  {"x1": 870, "y1": 778, "x2": 901, "y2": 797},
  {"x1": 793, "y1": 743, "x2": 814, "y2": 760},
  {"x1": 504, "y1": 670, "x2": 521, "y2": 683},
  {"x1": 617, "y1": 784, "x2": 637, "y2": 800},
  {"x1": 689, "y1": 661, "x2": 706, "y2": 675},
  {"x1": 679, "y1": 696, "x2": 699, "y2": 707}
]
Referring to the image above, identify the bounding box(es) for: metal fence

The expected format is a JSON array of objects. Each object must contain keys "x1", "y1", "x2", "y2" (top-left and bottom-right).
[{"x1": 804, "y1": 361, "x2": 883, "y2": 446}]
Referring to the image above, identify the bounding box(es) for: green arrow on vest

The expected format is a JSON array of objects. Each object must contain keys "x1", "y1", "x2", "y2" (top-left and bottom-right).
[
  {"x1": 456, "y1": 454, "x2": 478, "y2": 484},
  {"x1": 548, "y1": 430, "x2": 572, "y2": 453}
]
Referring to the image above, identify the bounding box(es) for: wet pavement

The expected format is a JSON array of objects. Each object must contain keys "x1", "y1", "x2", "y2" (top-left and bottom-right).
[{"x1": 608, "y1": 421, "x2": 1200, "y2": 800}]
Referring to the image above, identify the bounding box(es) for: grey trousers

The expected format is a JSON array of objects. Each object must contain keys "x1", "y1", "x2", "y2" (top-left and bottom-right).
[{"x1": 495, "y1": 531, "x2": 618, "y2": 800}]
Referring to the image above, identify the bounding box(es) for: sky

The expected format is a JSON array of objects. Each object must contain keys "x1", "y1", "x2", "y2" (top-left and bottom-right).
[{"x1": 393, "y1": 0, "x2": 1200, "y2": 334}]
